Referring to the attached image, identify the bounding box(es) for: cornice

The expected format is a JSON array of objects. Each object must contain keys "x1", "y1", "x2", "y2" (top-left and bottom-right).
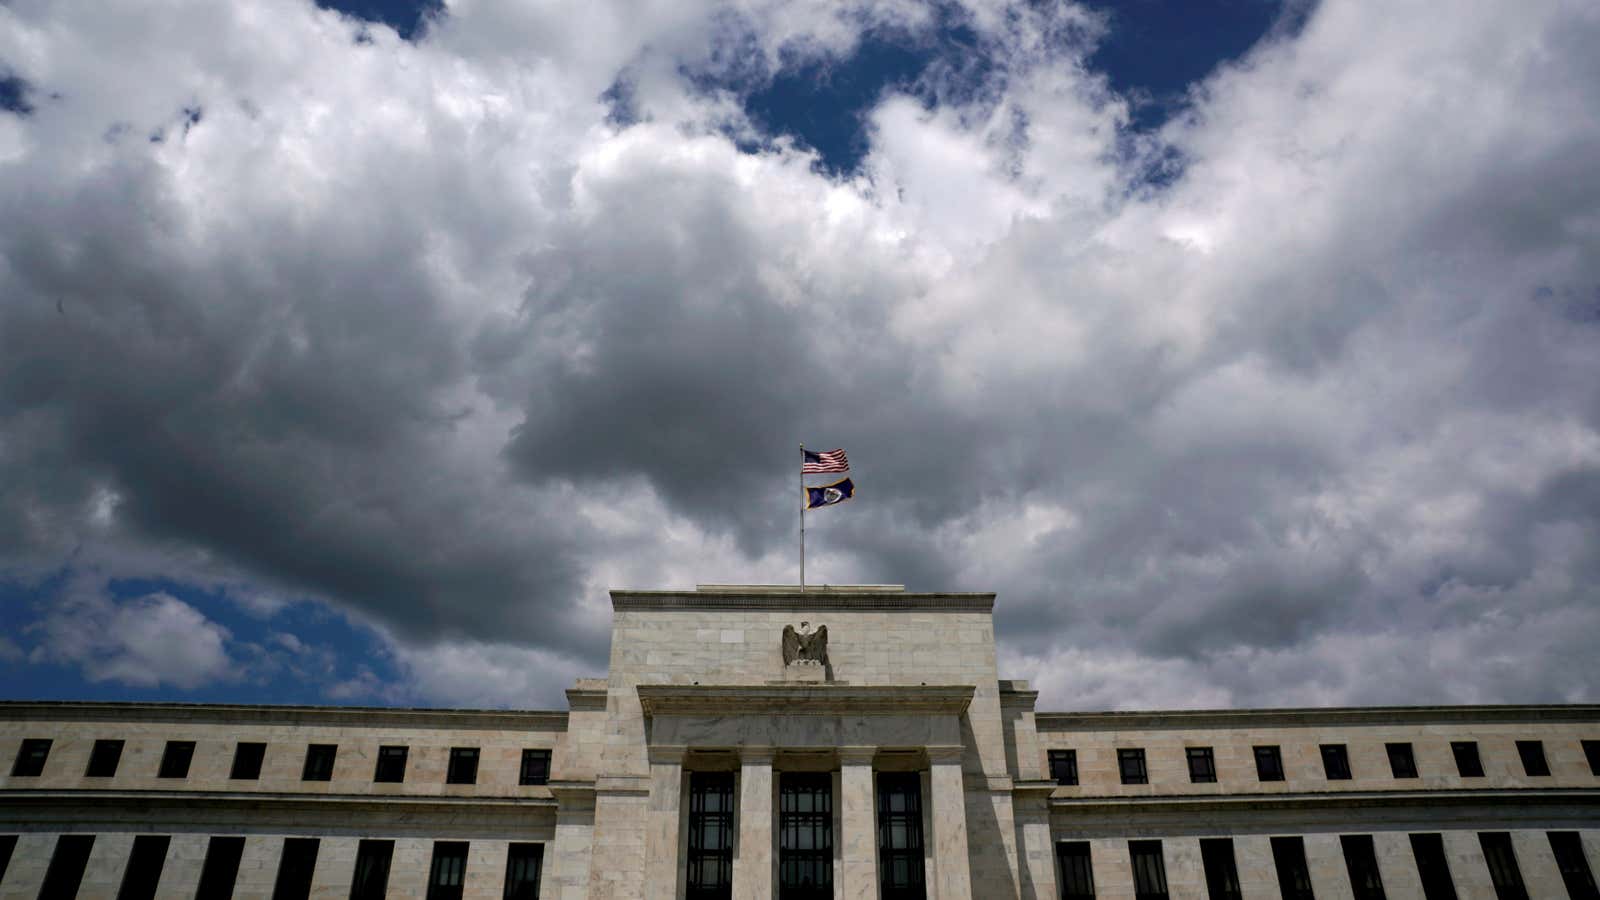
[
  {"x1": 636, "y1": 684, "x2": 975, "y2": 717},
  {"x1": 1048, "y1": 787, "x2": 1600, "y2": 815},
  {"x1": 611, "y1": 590, "x2": 995, "y2": 612},
  {"x1": 0, "y1": 789, "x2": 556, "y2": 812},
  {"x1": 0, "y1": 700, "x2": 569, "y2": 731},
  {"x1": 1035, "y1": 704, "x2": 1600, "y2": 731}
]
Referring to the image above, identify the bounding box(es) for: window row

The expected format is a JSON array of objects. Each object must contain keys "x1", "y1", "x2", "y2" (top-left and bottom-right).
[
  {"x1": 1057, "y1": 830, "x2": 1599, "y2": 900},
  {"x1": 8, "y1": 739, "x2": 552, "y2": 786},
  {"x1": 1047, "y1": 738, "x2": 1600, "y2": 787},
  {"x1": 0, "y1": 833, "x2": 542, "y2": 900}
]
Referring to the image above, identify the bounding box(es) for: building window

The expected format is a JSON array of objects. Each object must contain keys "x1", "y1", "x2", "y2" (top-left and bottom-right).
[
  {"x1": 504, "y1": 843, "x2": 543, "y2": 900},
  {"x1": 117, "y1": 834, "x2": 171, "y2": 900},
  {"x1": 686, "y1": 772, "x2": 734, "y2": 900},
  {"x1": 1409, "y1": 833, "x2": 1458, "y2": 900},
  {"x1": 1451, "y1": 742, "x2": 1484, "y2": 778},
  {"x1": 1516, "y1": 741, "x2": 1550, "y2": 776},
  {"x1": 779, "y1": 773, "x2": 833, "y2": 899},
  {"x1": 1187, "y1": 747, "x2": 1217, "y2": 784},
  {"x1": 1386, "y1": 743, "x2": 1418, "y2": 779},
  {"x1": 1254, "y1": 746, "x2": 1285, "y2": 782},
  {"x1": 194, "y1": 836, "x2": 245, "y2": 900},
  {"x1": 1583, "y1": 740, "x2": 1600, "y2": 776},
  {"x1": 427, "y1": 841, "x2": 469, "y2": 900},
  {"x1": 1129, "y1": 840, "x2": 1169, "y2": 900},
  {"x1": 1321, "y1": 744, "x2": 1352, "y2": 780},
  {"x1": 1271, "y1": 836, "x2": 1315, "y2": 900},
  {"x1": 350, "y1": 839, "x2": 395, "y2": 900},
  {"x1": 0, "y1": 834, "x2": 16, "y2": 885},
  {"x1": 374, "y1": 746, "x2": 409, "y2": 783},
  {"x1": 520, "y1": 749, "x2": 552, "y2": 786},
  {"x1": 1200, "y1": 838, "x2": 1243, "y2": 900},
  {"x1": 302, "y1": 744, "x2": 336, "y2": 782},
  {"x1": 85, "y1": 739, "x2": 124, "y2": 778},
  {"x1": 11, "y1": 738, "x2": 51, "y2": 777},
  {"x1": 272, "y1": 838, "x2": 320, "y2": 900},
  {"x1": 38, "y1": 834, "x2": 94, "y2": 900},
  {"x1": 1049, "y1": 750, "x2": 1078, "y2": 786},
  {"x1": 1478, "y1": 833, "x2": 1528, "y2": 900},
  {"x1": 1118, "y1": 748, "x2": 1148, "y2": 785},
  {"x1": 447, "y1": 747, "x2": 480, "y2": 785},
  {"x1": 1057, "y1": 841, "x2": 1094, "y2": 900},
  {"x1": 158, "y1": 741, "x2": 195, "y2": 779},
  {"x1": 1340, "y1": 835, "x2": 1386, "y2": 900},
  {"x1": 1548, "y1": 832, "x2": 1600, "y2": 900},
  {"x1": 231, "y1": 742, "x2": 266, "y2": 780},
  {"x1": 877, "y1": 772, "x2": 926, "y2": 900}
]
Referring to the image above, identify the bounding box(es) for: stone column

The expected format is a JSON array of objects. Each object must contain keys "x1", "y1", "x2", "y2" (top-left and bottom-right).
[
  {"x1": 838, "y1": 746, "x2": 878, "y2": 900},
  {"x1": 548, "y1": 783, "x2": 598, "y2": 900},
  {"x1": 927, "y1": 745, "x2": 973, "y2": 900},
  {"x1": 645, "y1": 745, "x2": 688, "y2": 900},
  {"x1": 734, "y1": 747, "x2": 775, "y2": 900}
]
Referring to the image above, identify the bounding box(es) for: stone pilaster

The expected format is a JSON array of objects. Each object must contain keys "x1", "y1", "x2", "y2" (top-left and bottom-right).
[
  {"x1": 927, "y1": 745, "x2": 972, "y2": 900},
  {"x1": 549, "y1": 782, "x2": 598, "y2": 900},
  {"x1": 1011, "y1": 781, "x2": 1057, "y2": 900},
  {"x1": 734, "y1": 747, "x2": 775, "y2": 900},
  {"x1": 838, "y1": 746, "x2": 878, "y2": 900},
  {"x1": 645, "y1": 746, "x2": 688, "y2": 900}
]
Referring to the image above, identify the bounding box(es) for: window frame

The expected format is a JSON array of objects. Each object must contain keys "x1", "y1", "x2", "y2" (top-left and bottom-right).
[
  {"x1": 1048, "y1": 749, "x2": 1078, "y2": 786},
  {"x1": 876, "y1": 771, "x2": 926, "y2": 900},
  {"x1": 1271, "y1": 836, "x2": 1315, "y2": 900},
  {"x1": 39, "y1": 834, "x2": 95, "y2": 900},
  {"x1": 158, "y1": 740, "x2": 196, "y2": 779},
  {"x1": 1340, "y1": 834, "x2": 1387, "y2": 900},
  {"x1": 1386, "y1": 742, "x2": 1418, "y2": 779},
  {"x1": 1410, "y1": 833, "x2": 1458, "y2": 900},
  {"x1": 519, "y1": 748, "x2": 551, "y2": 786},
  {"x1": 446, "y1": 747, "x2": 480, "y2": 785},
  {"x1": 272, "y1": 837, "x2": 320, "y2": 900},
  {"x1": 11, "y1": 738, "x2": 52, "y2": 777},
  {"x1": 194, "y1": 835, "x2": 246, "y2": 900},
  {"x1": 116, "y1": 834, "x2": 171, "y2": 900},
  {"x1": 1451, "y1": 741, "x2": 1484, "y2": 778},
  {"x1": 1582, "y1": 740, "x2": 1600, "y2": 777},
  {"x1": 85, "y1": 739, "x2": 124, "y2": 778},
  {"x1": 777, "y1": 772, "x2": 833, "y2": 899},
  {"x1": 350, "y1": 839, "x2": 395, "y2": 900},
  {"x1": 1057, "y1": 841, "x2": 1095, "y2": 900},
  {"x1": 1547, "y1": 831, "x2": 1600, "y2": 900},
  {"x1": 1516, "y1": 740, "x2": 1550, "y2": 777},
  {"x1": 1254, "y1": 745, "x2": 1285, "y2": 782},
  {"x1": 1320, "y1": 743, "x2": 1352, "y2": 780},
  {"x1": 1199, "y1": 838, "x2": 1243, "y2": 900},
  {"x1": 1129, "y1": 839, "x2": 1170, "y2": 900},
  {"x1": 301, "y1": 743, "x2": 337, "y2": 782},
  {"x1": 1186, "y1": 747, "x2": 1217, "y2": 784},
  {"x1": 686, "y1": 771, "x2": 736, "y2": 900},
  {"x1": 374, "y1": 745, "x2": 409, "y2": 784},
  {"x1": 1118, "y1": 748, "x2": 1148, "y2": 785},
  {"x1": 503, "y1": 843, "x2": 544, "y2": 900},
  {"x1": 230, "y1": 742, "x2": 266, "y2": 780},
  {"x1": 1478, "y1": 832, "x2": 1529, "y2": 900},
  {"x1": 426, "y1": 841, "x2": 469, "y2": 900}
]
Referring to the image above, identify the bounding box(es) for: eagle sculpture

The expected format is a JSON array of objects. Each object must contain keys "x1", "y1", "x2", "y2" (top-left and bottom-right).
[{"x1": 782, "y1": 622, "x2": 828, "y2": 665}]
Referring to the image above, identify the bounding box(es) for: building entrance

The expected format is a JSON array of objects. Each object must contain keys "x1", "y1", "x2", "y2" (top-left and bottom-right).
[{"x1": 778, "y1": 772, "x2": 833, "y2": 899}]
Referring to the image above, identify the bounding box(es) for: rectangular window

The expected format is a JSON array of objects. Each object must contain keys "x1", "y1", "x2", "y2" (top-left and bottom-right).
[
  {"x1": 1410, "y1": 833, "x2": 1458, "y2": 900},
  {"x1": 117, "y1": 835, "x2": 171, "y2": 900},
  {"x1": 1057, "y1": 841, "x2": 1094, "y2": 900},
  {"x1": 38, "y1": 834, "x2": 95, "y2": 900},
  {"x1": 1340, "y1": 835, "x2": 1386, "y2": 900},
  {"x1": 1583, "y1": 740, "x2": 1600, "y2": 776},
  {"x1": 12, "y1": 738, "x2": 51, "y2": 776},
  {"x1": 1118, "y1": 748, "x2": 1148, "y2": 785},
  {"x1": 1478, "y1": 833, "x2": 1528, "y2": 900},
  {"x1": 877, "y1": 772, "x2": 926, "y2": 900},
  {"x1": 1321, "y1": 744, "x2": 1352, "y2": 780},
  {"x1": 1129, "y1": 840, "x2": 1169, "y2": 900},
  {"x1": 273, "y1": 838, "x2": 320, "y2": 900},
  {"x1": 1271, "y1": 836, "x2": 1315, "y2": 900},
  {"x1": 1516, "y1": 740, "x2": 1550, "y2": 776},
  {"x1": 350, "y1": 839, "x2": 395, "y2": 900},
  {"x1": 231, "y1": 742, "x2": 266, "y2": 780},
  {"x1": 1451, "y1": 742, "x2": 1484, "y2": 778},
  {"x1": 1199, "y1": 838, "x2": 1242, "y2": 900},
  {"x1": 1548, "y1": 832, "x2": 1600, "y2": 900},
  {"x1": 1049, "y1": 749, "x2": 1078, "y2": 786},
  {"x1": 1187, "y1": 747, "x2": 1217, "y2": 784},
  {"x1": 303, "y1": 743, "x2": 337, "y2": 782},
  {"x1": 374, "y1": 746, "x2": 409, "y2": 783},
  {"x1": 86, "y1": 739, "x2": 125, "y2": 778},
  {"x1": 427, "y1": 841, "x2": 469, "y2": 900},
  {"x1": 1255, "y1": 746, "x2": 1285, "y2": 782},
  {"x1": 158, "y1": 741, "x2": 196, "y2": 779},
  {"x1": 195, "y1": 836, "x2": 246, "y2": 900},
  {"x1": 778, "y1": 772, "x2": 832, "y2": 899},
  {"x1": 0, "y1": 834, "x2": 16, "y2": 885},
  {"x1": 686, "y1": 772, "x2": 735, "y2": 900},
  {"x1": 1386, "y1": 743, "x2": 1418, "y2": 779},
  {"x1": 503, "y1": 843, "x2": 543, "y2": 900},
  {"x1": 447, "y1": 747, "x2": 480, "y2": 785},
  {"x1": 520, "y1": 748, "x2": 551, "y2": 786}
]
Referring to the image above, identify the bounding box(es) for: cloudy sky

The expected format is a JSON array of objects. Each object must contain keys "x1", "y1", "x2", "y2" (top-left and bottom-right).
[{"x1": 2, "y1": 0, "x2": 1598, "y2": 712}]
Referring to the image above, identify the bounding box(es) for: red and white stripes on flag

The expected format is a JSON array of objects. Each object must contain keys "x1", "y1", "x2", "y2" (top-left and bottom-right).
[{"x1": 802, "y1": 448, "x2": 849, "y2": 474}]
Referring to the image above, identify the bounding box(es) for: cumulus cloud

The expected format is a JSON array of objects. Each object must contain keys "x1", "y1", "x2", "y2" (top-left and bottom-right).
[{"x1": 29, "y1": 587, "x2": 236, "y2": 689}]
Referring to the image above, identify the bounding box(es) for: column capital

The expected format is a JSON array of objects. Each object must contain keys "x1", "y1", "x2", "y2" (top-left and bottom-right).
[
  {"x1": 646, "y1": 744, "x2": 688, "y2": 765},
  {"x1": 925, "y1": 745, "x2": 965, "y2": 764},
  {"x1": 838, "y1": 746, "x2": 877, "y2": 766},
  {"x1": 738, "y1": 745, "x2": 776, "y2": 764}
]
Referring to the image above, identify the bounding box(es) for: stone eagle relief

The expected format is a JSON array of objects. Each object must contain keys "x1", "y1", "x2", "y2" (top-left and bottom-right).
[{"x1": 782, "y1": 621, "x2": 828, "y2": 666}]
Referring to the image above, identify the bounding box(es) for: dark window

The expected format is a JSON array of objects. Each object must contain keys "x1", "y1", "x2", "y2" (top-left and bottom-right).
[
  {"x1": 1057, "y1": 841, "x2": 1094, "y2": 900},
  {"x1": 779, "y1": 773, "x2": 832, "y2": 899},
  {"x1": 86, "y1": 739, "x2": 125, "y2": 778},
  {"x1": 520, "y1": 749, "x2": 551, "y2": 786},
  {"x1": 158, "y1": 741, "x2": 195, "y2": 779},
  {"x1": 1386, "y1": 743, "x2": 1418, "y2": 779},
  {"x1": 877, "y1": 772, "x2": 926, "y2": 900},
  {"x1": 1200, "y1": 838, "x2": 1242, "y2": 900},
  {"x1": 1516, "y1": 741, "x2": 1550, "y2": 776},
  {"x1": 1321, "y1": 744, "x2": 1352, "y2": 780},
  {"x1": 1583, "y1": 740, "x2": 1600, "y2": 776},
  {"x1": 1049, "y1": 750, "x2": 1078, "y2": 786},
  {"x1": 1410, "y1": 833, "x2": 1459, "y2": 900},
  {"x1": 1118, "y1": 748, "x2": 1148, "y2": 785},
  {"x1": 447, "y1": 747, "x2": 479, "y2": 785},
  {"x1": 38, "y1": 834, "x2": 95, "y2": 900},
  {"x1": 1341, "y1": 835, "x2": 1387, "y2": 900},
  {"x1": 1187, "y1": 747, "x2": 1217, "y2": 784},
  {"x1": 686, "y1": 772, "x2": 734, "y2": 900},
  {"x1": 1255, "y1": 746, "x2": 1285, "y2": 782},
  {"x1": 303, "y1": 744, "x2": 336, "y2": 781},
  {"x1": 118, "y1": 835, "x2": 171, "y2": 900},
  {"x1": 374, "y1": 746, "x2": 409, "y2": 783},
  {"x1": 1548, "y1": 832, "x2": 1600, "y2": 900},
  {"x1": 350, "y1": 839, "x2": 395, "y2": 900},
  {"x1": 231, "y1": 742, "x2": 266, "y2": 780},
  {"x1": 428, "y1": 841, "x2": 469, "y2": 900},
  {"x1": 1479, "y1": 833, "x2": 1528, "y2": 900},
  {"x1": 503, "y1": 843, "x2": 543, "y2": 900},
  {"x1": 12, "y1": 738, "x2": 51, "y2": 776},
  {"x1": 1451, "y1": 742, "x2": 1484, "y2": 778},
  {"x1": 195, "y1": 836, "x2": 246, "y2": 900},
  {"x1": 1129, "y1": 840, "x2": 1169, "y2": 900},
  {"x1": 273, "y1": 838, "x2": 320, "y2": 900},
  {"x1": 1271, "y1": 836, "x2": 1315, "y2": 900},
  {"x1": 0, "y1": 834, "x2": 16, "y2": 885}
]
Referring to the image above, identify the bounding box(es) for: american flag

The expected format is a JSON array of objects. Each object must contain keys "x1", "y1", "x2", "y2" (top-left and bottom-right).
[{"x1": 802, "y1": 448, "x2": 849, "y2": 474}]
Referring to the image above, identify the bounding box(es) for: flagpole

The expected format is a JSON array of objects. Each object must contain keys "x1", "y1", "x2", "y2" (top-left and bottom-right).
[{"x1": 799, "y1": 443, "x2": 806, "y2": 592}]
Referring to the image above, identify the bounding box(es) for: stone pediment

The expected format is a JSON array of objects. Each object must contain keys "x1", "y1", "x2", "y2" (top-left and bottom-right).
[{"x1": 635, "y1": 684, "x2": 975, "y2": 717}]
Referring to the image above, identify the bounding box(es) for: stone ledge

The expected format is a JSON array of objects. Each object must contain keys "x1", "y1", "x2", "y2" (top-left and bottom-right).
[
  {"x1": 611, "y1": 590, "x2": 995, "y2": 612},
  {"x1": 636, "y1": 684, "x2": 975, "y2": 717},
  {"x1": 1049, "y1": 786, "x2": 1600, "y2": 813},
  {"x1": 0, "y1": 700, "x2": 569, "y2": 730},
  {"x1": 0, "y1": 788, "x2": 558, "y2": 811},
  {"x1": 1035, "y1": 703, "x2": 1600, "y2": 730}
]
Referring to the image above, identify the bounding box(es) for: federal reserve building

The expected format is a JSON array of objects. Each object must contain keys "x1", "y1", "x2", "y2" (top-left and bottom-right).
[{"x1": 2, "y1": 584, "x2": 1598, "y2": 899}]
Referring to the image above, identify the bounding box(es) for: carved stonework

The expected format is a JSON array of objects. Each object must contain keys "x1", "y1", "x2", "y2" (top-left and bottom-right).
[{"x1": 782, "y1": 622, "x2": 828, "y2": 665}]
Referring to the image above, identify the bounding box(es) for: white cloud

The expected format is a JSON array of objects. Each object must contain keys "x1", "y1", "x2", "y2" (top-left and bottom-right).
[{"x1": 29, "y1": 587, "x2": 236, "y2": 690}]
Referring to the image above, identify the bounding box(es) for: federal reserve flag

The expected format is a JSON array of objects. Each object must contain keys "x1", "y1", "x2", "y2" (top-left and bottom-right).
[{"x1": 805, "y1": 477, "x2": 855, "y2": 510}]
